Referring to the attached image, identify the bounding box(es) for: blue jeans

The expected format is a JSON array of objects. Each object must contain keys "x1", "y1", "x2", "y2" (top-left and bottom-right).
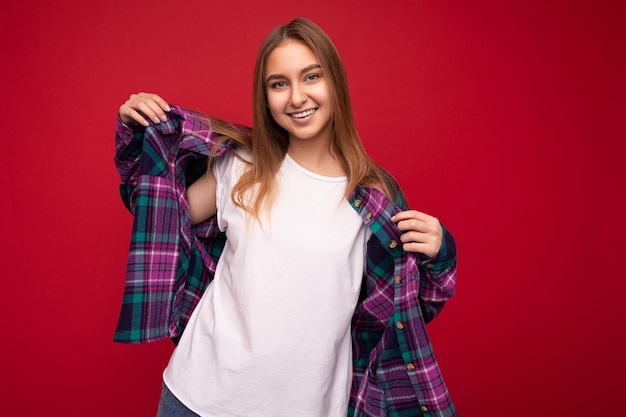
[
  {"x1": 156, "y1": 382, "x2": 427, "y2": 417},
  {"x1": 156, "y1": 384, "x2": 200, "y2": 417}
]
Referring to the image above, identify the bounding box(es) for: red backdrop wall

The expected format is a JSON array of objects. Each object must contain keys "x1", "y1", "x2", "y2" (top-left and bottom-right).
[{"x1": 1, "y1": 1, "x2": 624, "y2": 416}]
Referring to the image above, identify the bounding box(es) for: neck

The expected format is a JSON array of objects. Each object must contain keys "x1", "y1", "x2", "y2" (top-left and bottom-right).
[{"x1": 287, "y1": 138, "x2": 345, "y2": 177}]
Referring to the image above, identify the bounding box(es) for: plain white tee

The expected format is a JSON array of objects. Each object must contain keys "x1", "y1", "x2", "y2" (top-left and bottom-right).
[{"x1": 163, "y1": 150, "x2": 369, "y2": 417}]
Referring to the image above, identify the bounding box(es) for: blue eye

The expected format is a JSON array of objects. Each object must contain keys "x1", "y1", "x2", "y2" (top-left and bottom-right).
[
  {"x1": 306, "y1": 74, "x2": 320, "y2": 82},
  {"x1": 271, "y1": 81, "x2": 287, "y2": 89}
]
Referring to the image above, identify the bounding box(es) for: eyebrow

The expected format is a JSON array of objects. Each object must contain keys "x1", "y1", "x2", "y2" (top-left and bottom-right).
[{"x1": 266, "y1": 64, "x2": 322, "y2": 83}]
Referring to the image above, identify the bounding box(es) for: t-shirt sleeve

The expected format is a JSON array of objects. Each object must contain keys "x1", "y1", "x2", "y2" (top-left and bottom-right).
[{"x1": 213, "y1": 148, "x2": 251, "y2": 232}]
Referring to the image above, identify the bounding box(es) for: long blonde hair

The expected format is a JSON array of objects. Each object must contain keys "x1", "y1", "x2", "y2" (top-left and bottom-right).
[{"x1": 209, "y1": 18, "x2": 394, "y2": 220}]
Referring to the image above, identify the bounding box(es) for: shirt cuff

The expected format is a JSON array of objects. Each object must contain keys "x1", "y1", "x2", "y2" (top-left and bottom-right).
[{"x1": 418, "y1": 224, "x2": 456, "y2": 272}]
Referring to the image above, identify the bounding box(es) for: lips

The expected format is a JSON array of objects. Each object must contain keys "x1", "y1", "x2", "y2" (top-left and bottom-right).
[{"x1": 290, "y1": 108, "x2": 317, "y2": 119}]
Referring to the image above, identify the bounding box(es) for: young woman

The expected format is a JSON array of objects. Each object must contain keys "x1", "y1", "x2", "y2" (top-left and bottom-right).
[{"x1": 115, "y1": 18, "x2": 458, "y2": 417}]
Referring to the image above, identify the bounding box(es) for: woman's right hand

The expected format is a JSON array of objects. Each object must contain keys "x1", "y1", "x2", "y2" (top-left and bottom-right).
[{"x1": 119, "y1": 92, "x2": 172, "y2": 127}]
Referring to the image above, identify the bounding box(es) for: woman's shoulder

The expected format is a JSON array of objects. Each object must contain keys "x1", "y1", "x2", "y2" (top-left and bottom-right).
[{"x1": 214, "y1": 145, "x2": 253, "y2": 179}]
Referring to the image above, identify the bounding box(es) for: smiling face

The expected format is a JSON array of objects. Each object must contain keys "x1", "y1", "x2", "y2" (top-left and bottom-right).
[{"x1": 265, "y1": 40, "x2": 333, "y2": 145}]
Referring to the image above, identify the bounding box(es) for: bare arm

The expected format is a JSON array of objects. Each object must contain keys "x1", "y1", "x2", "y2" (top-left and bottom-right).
[
  {"x1": 119, "y1": 92, "x2": 219, "y2": 224},
  {"x1": 187, "y1": 169, "x2": 218, "y2": 226}
]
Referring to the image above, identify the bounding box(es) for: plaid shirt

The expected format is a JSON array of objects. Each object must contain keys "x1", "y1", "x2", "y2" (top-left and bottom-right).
[{"x1": 113, "y1": 106, "x2": 458, "y2": 417}]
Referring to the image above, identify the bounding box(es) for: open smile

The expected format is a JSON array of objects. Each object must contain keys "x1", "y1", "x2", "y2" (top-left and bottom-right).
[{"x1": 289, "y1": 108, "x2": 318, "y2": 119}]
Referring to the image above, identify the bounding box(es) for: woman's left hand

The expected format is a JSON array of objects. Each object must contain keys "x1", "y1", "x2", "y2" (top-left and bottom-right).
[{"x1": 391, "y1": 210, "x2": 442, "y2": 258}]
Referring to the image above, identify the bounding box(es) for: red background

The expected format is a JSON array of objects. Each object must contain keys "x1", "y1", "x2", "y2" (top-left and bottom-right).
[{"x1": 1, "y1": 1, "x2": 624, "y2": 416}]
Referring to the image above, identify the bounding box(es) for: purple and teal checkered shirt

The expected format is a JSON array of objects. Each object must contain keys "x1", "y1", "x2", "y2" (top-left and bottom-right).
[{"x1": 113, "y1": 106, "x2": 458, "y2": 417}]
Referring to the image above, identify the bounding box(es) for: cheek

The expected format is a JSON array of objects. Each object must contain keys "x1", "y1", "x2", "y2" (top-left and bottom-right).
[
  {"x1": 314, "y1": 80, "x2": 332, "y2": 104},
  {"x1": 266, "y1": 93, "x2": 287, "y2": 122},
  {"x1": 266, "y1": 93, "x2": 279, "y2": 112},
  {"x1": 267, "y1": 103, "x2": 287, "y2": 129}
]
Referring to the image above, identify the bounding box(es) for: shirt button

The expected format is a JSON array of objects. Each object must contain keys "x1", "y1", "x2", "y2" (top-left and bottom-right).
[
  {"x1": 396, "y1": 321, "x2": 405, "y2": 330},
  {"x1": 421, "y1": 405, "x2": 428, "y2": 412},
  {"x1": 388, "y1": 240, "x2": 397, "y2": 249},
  {"x1": 394, "y1": 276, "x2": 402, "y2": 285},
  {"x1": 354, "y1": 199, "x2": 362, "y2": 207},
  {"x1": 366, "y1": 212, "x2": 373, "y2": 220},
  {"x1": 426, "y1": 263, "x2": 434, "y2": 269},
  {"x1": 406, "y1": 363, "x2": 415, "y2": 371}
]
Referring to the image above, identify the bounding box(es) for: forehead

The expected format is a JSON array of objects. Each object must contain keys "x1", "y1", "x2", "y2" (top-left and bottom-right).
[{"x1": 265, "y1": 40, "x2": 319, "y2": 75}]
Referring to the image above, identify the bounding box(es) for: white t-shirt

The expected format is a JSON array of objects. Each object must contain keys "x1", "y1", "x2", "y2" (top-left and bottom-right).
[
  {"x1": 164, "y1": 152, "x2": 369, "y2": 417},
  {"x1": 163, "y1": 150, "x2": 369, "y2": 417}
]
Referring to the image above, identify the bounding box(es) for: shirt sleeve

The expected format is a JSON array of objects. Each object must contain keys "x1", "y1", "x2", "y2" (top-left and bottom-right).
[
  {"x1": 113, "y1": 106, "x2": 252, "y2": 343},
  {"x1": 113, "y1": 117, "x2": 145, "y2": 213},
  {"x1": 417, "y1": 224, "x2": 457, "y2": 323}
]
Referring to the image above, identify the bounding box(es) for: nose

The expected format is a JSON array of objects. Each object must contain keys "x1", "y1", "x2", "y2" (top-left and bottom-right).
[{"x1": 290, "y1": 85, "x2": 308, "y2": 107}]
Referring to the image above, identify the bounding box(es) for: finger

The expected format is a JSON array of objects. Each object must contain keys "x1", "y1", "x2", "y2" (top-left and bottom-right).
[
  {"x1": 128, "y1": 93, "x2": 171, "y2": 122},
  {"x1": 119, "y1": 105, "x2": 150, "y2": 126},
  {"x1": 401, "y1": 241, "x2": 438, "y2": 258},
  {"x1": 399, "y1": 228, "x2": 442, "y2": 258},
  {"x1": 399, "y1": 230, "x2": 429, "y2": 244},
  {"x1": 391, "y1": 210, "x2": 431, "y2": 222},
  {"x1": 145, "y1": 93, "x2": 171, "y2": 113},
  {"x1": 399, "y1": 229, "x2": 441, "y2": 255},
  {"x1": 397, "y1": 219, "x2": 442, "y2": 236},
  {"x1": 137, "y1": 93, "x2": 171, "y2": 118},
  {"x1": 136, "y1": 100, "x2": 167, "y2": 124}
]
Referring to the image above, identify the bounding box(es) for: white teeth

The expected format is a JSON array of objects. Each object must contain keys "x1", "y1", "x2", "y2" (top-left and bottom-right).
[{"x1": 291, "y1": 109, "x2": 316, "y2": 118}]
